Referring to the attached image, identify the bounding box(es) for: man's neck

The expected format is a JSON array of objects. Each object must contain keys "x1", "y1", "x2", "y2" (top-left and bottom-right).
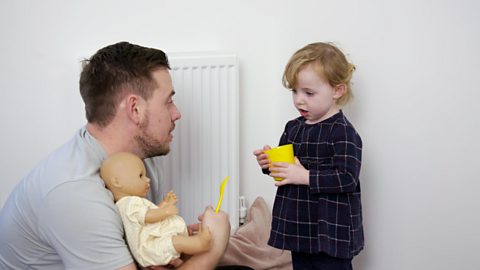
[{"x1": 86, "y1": 122, "x2": 140, "y2": 157}]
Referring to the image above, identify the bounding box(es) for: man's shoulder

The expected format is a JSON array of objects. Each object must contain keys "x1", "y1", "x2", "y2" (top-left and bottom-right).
[{"x1": 36, "y1": 127, "x2": 106, "y2": 197}]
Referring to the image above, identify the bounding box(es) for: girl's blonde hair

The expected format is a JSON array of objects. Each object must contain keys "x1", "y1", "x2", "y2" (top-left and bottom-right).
[{"x1": 282, "y1": 42, "x2": 356, "y2": 105}]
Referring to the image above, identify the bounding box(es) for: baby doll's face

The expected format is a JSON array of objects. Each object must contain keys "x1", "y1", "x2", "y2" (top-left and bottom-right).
[{"x1": 115, "y1": 156, "x2": 151, "y2": 197}]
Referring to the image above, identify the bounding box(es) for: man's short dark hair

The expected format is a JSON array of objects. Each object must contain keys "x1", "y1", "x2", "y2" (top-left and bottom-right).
[{"x1": 79, "y1": 41, "x2": 170, "y2": 126}]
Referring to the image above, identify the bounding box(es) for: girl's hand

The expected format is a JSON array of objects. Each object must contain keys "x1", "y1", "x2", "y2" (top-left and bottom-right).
[
  {"x1": 253, "y1": 145, "x2": 271, "y2": 169},
  {"x1": 270, "y1": 157, "x2": 309, "y2": 186}
]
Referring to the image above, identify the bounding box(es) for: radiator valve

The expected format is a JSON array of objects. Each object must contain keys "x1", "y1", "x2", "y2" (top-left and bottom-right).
[{"x1": 239, "y1": 196, "x2": 247, "y2": 225}]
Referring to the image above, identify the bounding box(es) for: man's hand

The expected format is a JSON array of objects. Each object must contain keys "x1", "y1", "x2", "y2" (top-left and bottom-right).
[
  {"x1": 173, "y1": 206, "x2": 230, "y2": 269},
  {"x1": 200, "y1": 206, "x2": 230, "y2": 252}
]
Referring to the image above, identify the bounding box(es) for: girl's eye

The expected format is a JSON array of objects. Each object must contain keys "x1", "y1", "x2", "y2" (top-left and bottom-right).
[
  {"x1": 292, "y1": 89, "x2": 297, "y2": 94},
  {"x1": 306, "y1": 92, "x2": 314, "y2": 96}
]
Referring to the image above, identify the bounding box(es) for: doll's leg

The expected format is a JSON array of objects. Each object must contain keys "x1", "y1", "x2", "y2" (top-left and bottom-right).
[{"x1": 172, "y1": 224, "x2": 212, "y2": 255}]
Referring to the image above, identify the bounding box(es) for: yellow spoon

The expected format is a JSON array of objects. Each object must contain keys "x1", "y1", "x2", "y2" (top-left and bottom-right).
[{"x1": 215, "y1": 176, "x2": 230, "y2": 213}]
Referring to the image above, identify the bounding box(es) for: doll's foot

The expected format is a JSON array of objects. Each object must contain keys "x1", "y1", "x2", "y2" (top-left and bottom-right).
[{"x1": 172, "y1": 223, "x2": 212, "y2": 255}]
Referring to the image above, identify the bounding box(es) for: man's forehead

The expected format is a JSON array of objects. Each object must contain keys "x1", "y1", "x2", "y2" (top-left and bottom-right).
[{"x1": 151, "y1": 69, "x2": 173, "y2": 92}]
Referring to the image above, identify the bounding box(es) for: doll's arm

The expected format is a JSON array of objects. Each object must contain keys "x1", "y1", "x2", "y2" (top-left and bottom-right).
[
  {"x1": 145, "y1": 191, "x2": 179, "y2": 223},
  {"x1": 145, "y1": 203, "x2": 178, "y2": 224}
]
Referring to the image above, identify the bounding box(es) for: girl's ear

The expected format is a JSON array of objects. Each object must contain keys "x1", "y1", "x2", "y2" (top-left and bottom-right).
[{"x1": 333, "y1": 84, "x2": 346, "y2": 100}]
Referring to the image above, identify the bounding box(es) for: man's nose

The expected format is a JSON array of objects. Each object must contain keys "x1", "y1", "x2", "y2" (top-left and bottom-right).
[{"x1": 172, "y1": 104, "x2": 181, "y2": 121}]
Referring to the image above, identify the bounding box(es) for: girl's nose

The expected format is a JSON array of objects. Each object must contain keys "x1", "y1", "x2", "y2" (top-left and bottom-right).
[{"x1": 294, "y1": 95, "x2": 304, "y2": 105}]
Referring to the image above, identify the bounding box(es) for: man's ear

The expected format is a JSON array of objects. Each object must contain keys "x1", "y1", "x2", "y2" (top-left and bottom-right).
[
  {"x1": 334, "y1": 84, "x2": 346, "y2": 100},
  {"x1": 125, "y1": 94, "x2": 144, "y2": 124}
]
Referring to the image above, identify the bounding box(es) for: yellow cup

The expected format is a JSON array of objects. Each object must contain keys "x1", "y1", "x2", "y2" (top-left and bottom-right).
[{"x1": 264, "y1": 144, "x2": 295, "y2": 181}]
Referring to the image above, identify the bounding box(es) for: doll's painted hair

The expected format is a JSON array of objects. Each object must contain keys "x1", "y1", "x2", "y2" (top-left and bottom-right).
[{"x1": 282, "y1": 42, "x2": 356, "y2": 105}]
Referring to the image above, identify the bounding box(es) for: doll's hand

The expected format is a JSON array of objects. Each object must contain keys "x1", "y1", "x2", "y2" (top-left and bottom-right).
[
  {"x1": 157, "y1": 191, "x2": 178, "y2": 210},
  {"x1": 253, "y1": 145, "x2": 272, "y2": 169},
  {"x1": 164, "y1": 191, "x2": 178, "y2": 204},
  {"x1": 158, "y1": 203, "x2": 179, "y2": 219},
  {"x1": 271, "y1": 157, "x2": 309, "y2": 186}
]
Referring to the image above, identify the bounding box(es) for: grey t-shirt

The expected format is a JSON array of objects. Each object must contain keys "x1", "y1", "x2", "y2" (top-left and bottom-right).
[{"x1": 0, "y1": 127, "x2": 134, "y2": 269}]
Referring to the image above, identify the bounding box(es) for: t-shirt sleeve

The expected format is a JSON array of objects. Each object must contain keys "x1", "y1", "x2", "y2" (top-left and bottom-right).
[{"x1": 38, "y1": 179, "x2": 133, "y2": 270}]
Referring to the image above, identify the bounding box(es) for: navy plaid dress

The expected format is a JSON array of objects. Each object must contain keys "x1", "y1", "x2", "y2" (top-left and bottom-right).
[{"x1": 267, "y1": 111, "x2": 364, "y2": 259}]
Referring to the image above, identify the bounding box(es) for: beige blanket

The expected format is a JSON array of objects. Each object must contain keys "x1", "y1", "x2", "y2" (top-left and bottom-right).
[{"x1": 219, "y1": 197, "x2": 292, "y2": 270}]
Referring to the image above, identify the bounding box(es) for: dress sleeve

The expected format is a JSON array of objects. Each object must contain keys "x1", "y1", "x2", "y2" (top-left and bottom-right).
[
  {"x1": 122, "y1": 196, "x2": 150, "y2": 226},
  {"x1": 38, "y1": 179, "x2": 133, "y2": 270},
  {"x1": 309, "y1": 123, "x2": 362, "y2": 194}
]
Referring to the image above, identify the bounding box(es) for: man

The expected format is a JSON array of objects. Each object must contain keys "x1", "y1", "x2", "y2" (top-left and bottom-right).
[{"x1": 0, "y1": 41, "x2": 230, "y2": 269}]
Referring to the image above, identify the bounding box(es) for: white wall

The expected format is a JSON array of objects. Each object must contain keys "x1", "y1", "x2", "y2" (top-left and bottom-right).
[{"x1": 1, "y1": 0, "x2": 479, "y2": 269}]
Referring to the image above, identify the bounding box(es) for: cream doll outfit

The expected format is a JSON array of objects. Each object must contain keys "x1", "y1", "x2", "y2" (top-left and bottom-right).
[{"x1": 116, "y1": 196, "x2": 188, "y2": 267}]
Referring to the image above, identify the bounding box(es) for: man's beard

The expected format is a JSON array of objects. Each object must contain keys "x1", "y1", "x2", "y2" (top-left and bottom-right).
[{"x1": 135, "y1": 114, "x2": 170, "y2": 158}]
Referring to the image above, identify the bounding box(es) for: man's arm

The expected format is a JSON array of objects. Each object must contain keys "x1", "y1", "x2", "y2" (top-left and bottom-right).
[
  {"x1": 118, "y1": 263, "x2": 137, "y2": 270},
  {"x1": 177, "y1": 207, "x2": 230, "y2": 270},
  {"x1": 39, "y1": 181, "x2": 134, "y2": 269}
]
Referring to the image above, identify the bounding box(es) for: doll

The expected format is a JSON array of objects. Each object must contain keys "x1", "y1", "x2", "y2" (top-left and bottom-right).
[{"x1": 100, "y1": 152, "x2": 211, "y2": 267}]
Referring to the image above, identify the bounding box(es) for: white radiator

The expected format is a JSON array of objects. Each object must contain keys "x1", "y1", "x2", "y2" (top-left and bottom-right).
[{"x1": 157, "y1": 53, "x2": 239, "y2": 229}]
